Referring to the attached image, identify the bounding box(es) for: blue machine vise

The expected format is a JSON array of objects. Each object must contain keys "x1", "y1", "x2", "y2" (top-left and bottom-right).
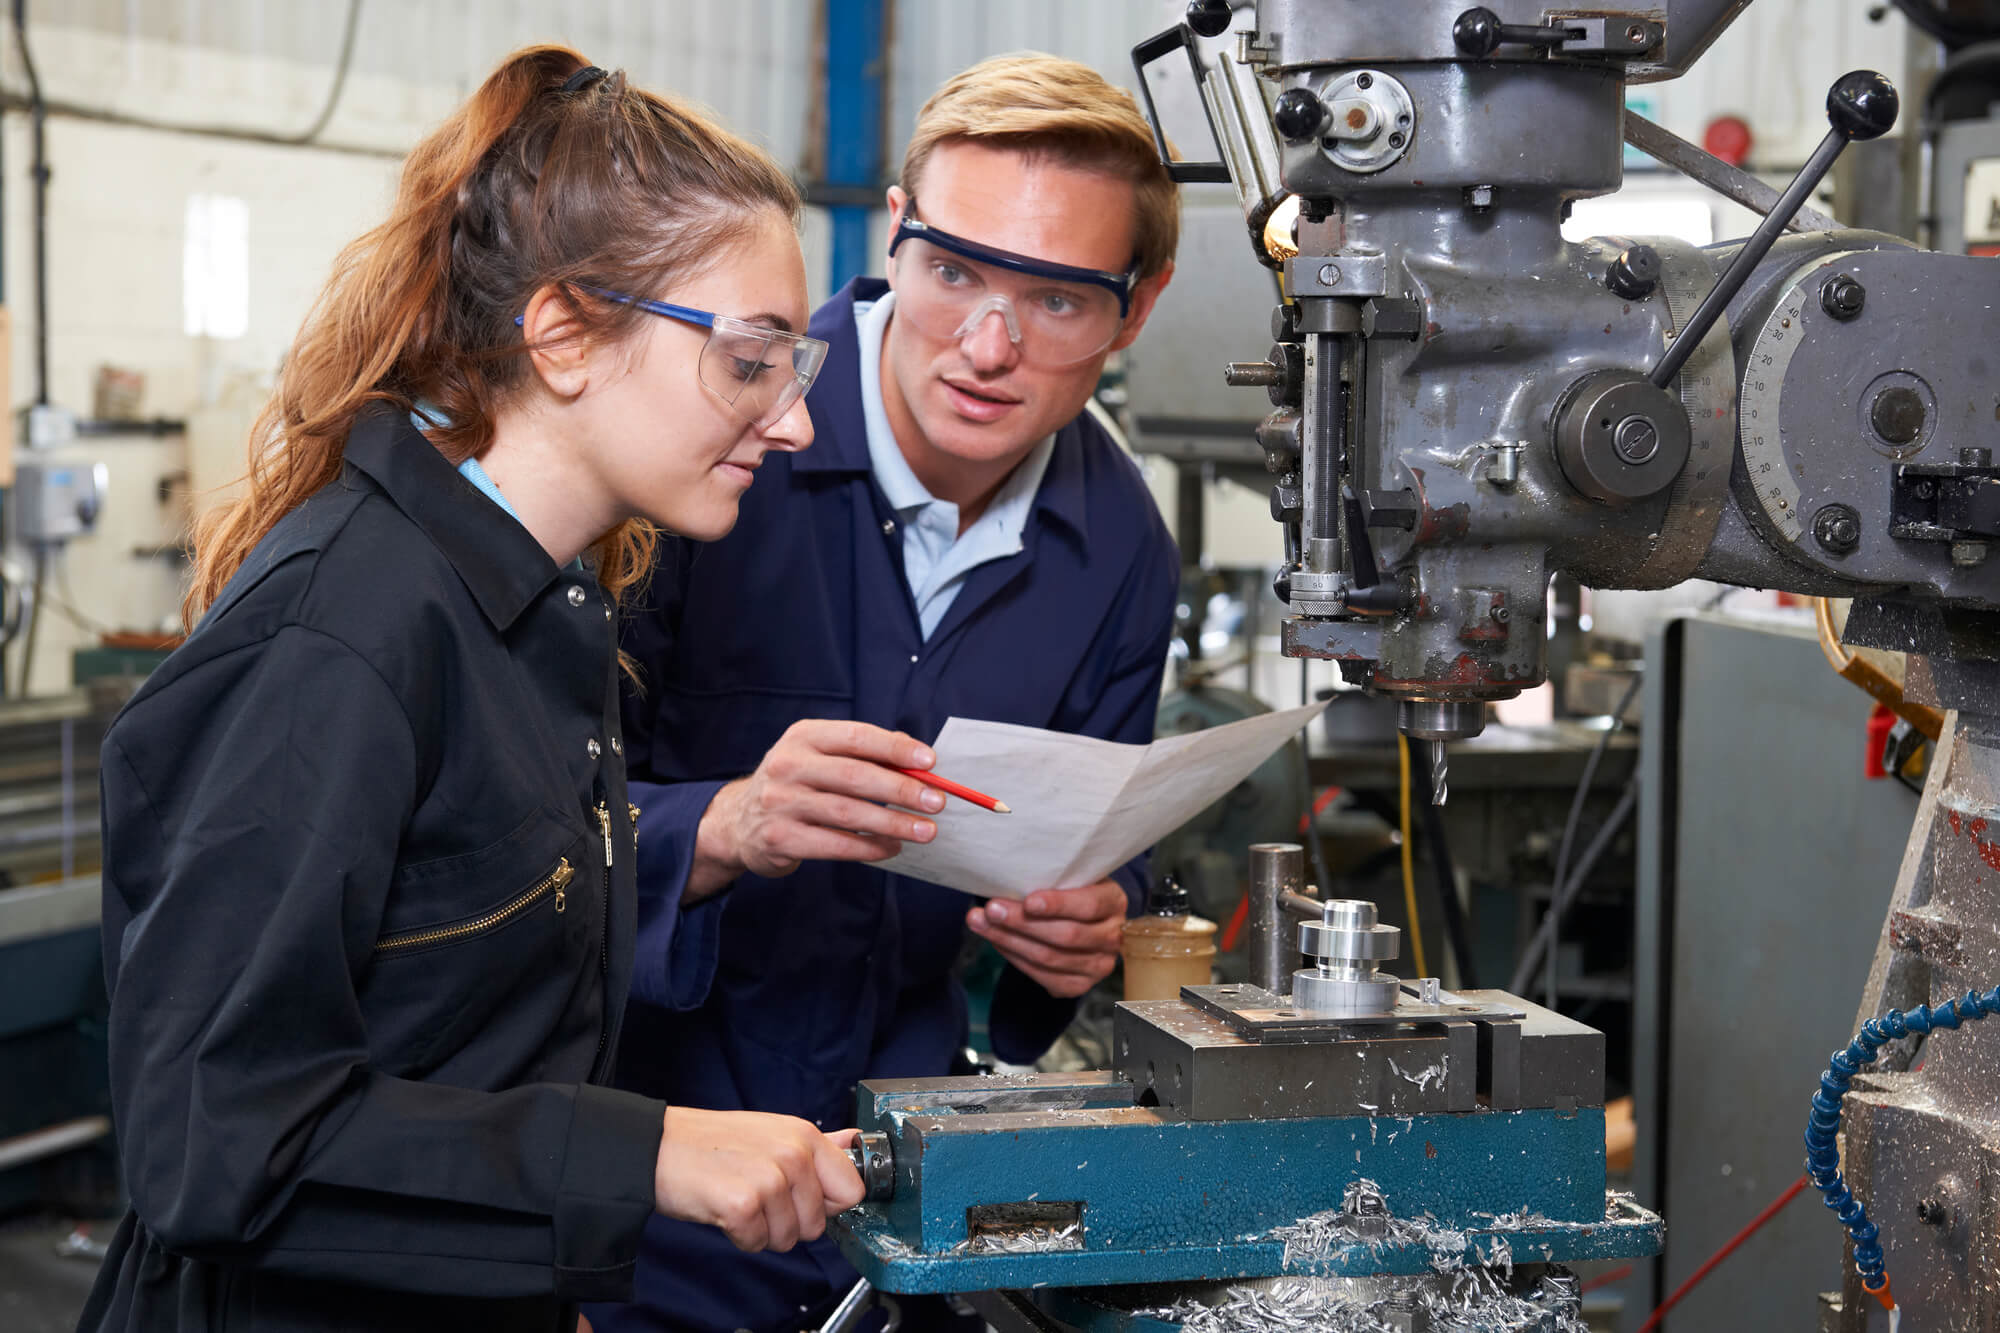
[{"x1": 832, "y1": 984, "x2": 1660, "y2": 1296}]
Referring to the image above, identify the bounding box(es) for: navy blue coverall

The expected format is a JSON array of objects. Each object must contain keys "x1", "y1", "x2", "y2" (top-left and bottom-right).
[{"x1": 594, "y1": 278, "x2": 1179, "y2": 1333}]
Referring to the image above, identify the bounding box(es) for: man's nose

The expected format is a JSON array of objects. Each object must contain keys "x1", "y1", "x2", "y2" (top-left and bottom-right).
[{"x1": 959, "y1": 305, "x2": 1021, "y2": 372}]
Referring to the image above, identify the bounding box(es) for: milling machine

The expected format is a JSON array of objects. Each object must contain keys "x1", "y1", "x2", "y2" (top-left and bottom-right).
[{"x1": 831, "y1": 3, "x2": 2000, "y2": 1329}]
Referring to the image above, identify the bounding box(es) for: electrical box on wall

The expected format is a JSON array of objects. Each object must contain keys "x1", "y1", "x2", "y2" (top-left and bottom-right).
[{"x1": 12, "y1": 460, "x2": 107, "y2": 544}]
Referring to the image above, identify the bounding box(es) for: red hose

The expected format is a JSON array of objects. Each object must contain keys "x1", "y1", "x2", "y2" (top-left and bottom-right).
[{"x1": 1635, "y1": 1175, "x2": 1810, "y2": 1332}]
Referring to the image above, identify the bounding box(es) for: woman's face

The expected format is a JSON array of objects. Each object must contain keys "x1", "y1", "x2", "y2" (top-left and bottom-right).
[{"x1": 585, "y1": 210, "x2": 815, "y2": 541}]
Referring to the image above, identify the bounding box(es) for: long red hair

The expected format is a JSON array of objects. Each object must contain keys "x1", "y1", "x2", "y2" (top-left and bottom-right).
[{"x1": 184, "y1": 45, "x2": 801, "y2": 624}]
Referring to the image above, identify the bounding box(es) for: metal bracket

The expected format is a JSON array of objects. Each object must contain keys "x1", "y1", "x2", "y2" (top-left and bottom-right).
[
  {"x1": 1546, "y1": 13, "x2": 1661, "y2": 56},
  {"x1": 1180, "y1": 982, "x2": 1525, "y2": 1044},
  {"x1": 1289, "y1": 252, "x2": 1389, "y2": 298}
]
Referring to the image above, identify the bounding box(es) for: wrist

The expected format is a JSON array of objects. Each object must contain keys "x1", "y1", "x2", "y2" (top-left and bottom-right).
[{"x1": 687, "y1": 781, "x2": 747, "y2": 901}]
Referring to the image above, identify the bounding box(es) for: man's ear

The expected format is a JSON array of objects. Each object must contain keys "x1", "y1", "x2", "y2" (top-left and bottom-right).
[
  {"x1": 1109, "y1": 262, "x2": 1175, "y2": 354},
  {"x1": 521, "y1": 284, "x2": 594, "y2": 399}
]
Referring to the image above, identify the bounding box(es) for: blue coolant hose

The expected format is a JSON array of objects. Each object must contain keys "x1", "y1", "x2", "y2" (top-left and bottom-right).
[{"x1": 1806, "y1": 985, "x2": 2000, "y2": 1303}]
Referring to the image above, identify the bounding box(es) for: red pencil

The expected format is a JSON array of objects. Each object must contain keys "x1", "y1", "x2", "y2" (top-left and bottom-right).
[{"x1": 897, "y1": 768, "x2": 1011, "y2": 814}]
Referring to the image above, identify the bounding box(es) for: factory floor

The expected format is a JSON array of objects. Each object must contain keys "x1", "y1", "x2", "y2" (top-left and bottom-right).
[{"x1": 0, "y1": 1212, "x2": 103, "y2": 1332}]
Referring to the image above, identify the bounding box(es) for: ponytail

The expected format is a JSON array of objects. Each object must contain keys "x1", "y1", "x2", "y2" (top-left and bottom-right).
[{"x1": 185, "y1": 45, "x2": 801, "y2": 624}]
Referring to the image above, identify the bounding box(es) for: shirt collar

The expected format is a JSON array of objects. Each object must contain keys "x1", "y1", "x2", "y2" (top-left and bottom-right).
[{"x1": 342, "y1": 405, "x2": 562, "y2": 631}]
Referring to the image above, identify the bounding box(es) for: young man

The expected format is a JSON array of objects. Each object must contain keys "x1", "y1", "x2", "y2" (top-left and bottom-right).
[{"x1": 595, "y1": 54, "x2": 1181, "y2": 1333}]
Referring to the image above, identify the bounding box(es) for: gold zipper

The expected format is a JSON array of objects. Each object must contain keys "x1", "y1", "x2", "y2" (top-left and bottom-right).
[
  {"x1": 373, "y1": 858, "x2": 574, "y2": 957},
  {"x1": 628, "y1": 803, "x2": 641, "y2": 853},
  {"x1": 595, "y1": 803, "x2": 614, "y2": 867}
]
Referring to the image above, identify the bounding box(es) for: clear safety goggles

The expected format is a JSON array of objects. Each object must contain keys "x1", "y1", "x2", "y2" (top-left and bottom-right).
[
  {"x1": 886, "y1": 208, "x2": 1138, "y2": 369},
  {"x1": 520, "y1": 287, "x2": 828, "y2": 430}
]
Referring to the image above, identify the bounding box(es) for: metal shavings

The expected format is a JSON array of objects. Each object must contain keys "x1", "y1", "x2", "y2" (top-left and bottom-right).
[
  {"x1": 1134, "y1": 1270, "x2": 1587, "y2": 1333},
  {"x1": 1387, "y1": 1056, "x2": 1449, "y2": 1092},
  {"x1": 867, "y1": 1228, "x2": 917, "y2": 1258},
  {"x1": 952, "y1": 1221, "x2": 1083, "y2": 1255}
]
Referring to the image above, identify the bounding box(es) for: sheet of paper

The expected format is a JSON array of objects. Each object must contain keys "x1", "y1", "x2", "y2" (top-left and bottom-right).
[{"x1": 879, "y1": 699, "x2": 1328, "y2": 899}]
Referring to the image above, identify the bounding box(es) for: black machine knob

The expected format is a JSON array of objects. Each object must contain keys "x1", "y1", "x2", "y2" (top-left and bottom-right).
[
  {"x1": 1273, "y1": 87, "x2": 1328, "y2": 143},
  {"x1": 1452, "y1": 5, "x2": 1578, "y2": 57},
  {"x1": 1185, "y1": 0, "x2": 1233, "y2": 39},
  {"x1": 1606, "y1": 244, "x2": 1662, "y2": 300},
  {"x1": 1827, "y1": 69, "x2": 1900, "y2": 142},
  {"x1": 1452, "y1": 6, "x2": 1505, "y2": 57},
  {"x1": 1651, "y1": 70, "x2": 1898, "y2": 389}
]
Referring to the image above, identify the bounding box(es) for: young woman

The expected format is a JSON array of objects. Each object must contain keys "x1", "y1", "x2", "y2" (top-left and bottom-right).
[{"x1": 77, "y1": 46, "x2": 881, "y2": 1333}]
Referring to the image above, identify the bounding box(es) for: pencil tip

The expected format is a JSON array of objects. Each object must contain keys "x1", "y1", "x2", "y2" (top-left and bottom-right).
[{"x1": 994, "y1": 801, "x2": 1012, "y2": 814}]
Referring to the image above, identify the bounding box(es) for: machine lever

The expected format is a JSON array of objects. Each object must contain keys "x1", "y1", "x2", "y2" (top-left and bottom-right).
[{"x1": 1649, "y1": 70, "x2": 1898, "y2": 390}]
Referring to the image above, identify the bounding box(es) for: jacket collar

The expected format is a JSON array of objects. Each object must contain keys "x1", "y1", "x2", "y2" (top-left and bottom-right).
[
  {"x1": 342, "y1": 405, "x2": 562, "y2": 631},
  {"x1": 798, "y1": 277, "x2": 1092, "y2": 552}
]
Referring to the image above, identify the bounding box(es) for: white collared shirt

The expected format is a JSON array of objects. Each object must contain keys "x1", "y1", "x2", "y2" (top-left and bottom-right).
[{"x1": 855, "y1": 291, "x2": 1055, "y2": 640}]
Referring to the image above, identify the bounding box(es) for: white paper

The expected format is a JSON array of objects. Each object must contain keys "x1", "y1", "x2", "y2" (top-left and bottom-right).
[{"x1": 879, "y1": 700, "x2": 1329, "y2": 899}]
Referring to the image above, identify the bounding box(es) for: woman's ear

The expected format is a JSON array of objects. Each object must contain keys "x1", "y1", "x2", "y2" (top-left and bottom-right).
[{"x1": 521, "y1": 285, "x2": 594, "y2": 399}]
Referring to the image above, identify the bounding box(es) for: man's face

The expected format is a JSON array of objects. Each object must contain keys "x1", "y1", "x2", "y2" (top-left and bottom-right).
[{"x1": 880, "y1": 141, "x2": 1169, "y2": 473}]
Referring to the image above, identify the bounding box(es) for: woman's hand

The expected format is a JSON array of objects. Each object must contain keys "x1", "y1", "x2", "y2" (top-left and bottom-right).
[
  {"x1": 653, "y1": 1107, "x2": 865, "y2": 1252},
  {"x1": 687, "y1": 720, "x2": 945, "y2": 898}
]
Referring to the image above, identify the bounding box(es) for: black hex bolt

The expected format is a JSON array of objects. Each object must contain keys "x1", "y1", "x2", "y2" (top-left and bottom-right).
[
  {"x1": 1608, "y1": 244, "x2": 1662, "y2": 300},
  {"x1": 1822, "y1": 274, "x2": 1867, "y2": 321},
  {"x1": 1871, "y1": 386, "x2": 1926, "y2": 445},
  {"x1": 1917, "y1": 1197, "x2": 1948, "y2": 1227},
  {"x1": 1814, "y1": 503, "x2": 1862, "y2": 554}
]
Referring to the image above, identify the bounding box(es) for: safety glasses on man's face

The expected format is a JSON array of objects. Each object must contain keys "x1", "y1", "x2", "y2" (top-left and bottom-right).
[
  {"x1": 886, "y1": 207, "x2": 1138, "y2": 369},
  {"x1": 518, "y1": 288, "x2": 828, "y2": 430}
]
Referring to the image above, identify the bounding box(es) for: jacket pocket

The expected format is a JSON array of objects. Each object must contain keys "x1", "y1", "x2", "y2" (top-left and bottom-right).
[
  {"x1": 647, "y1": 684, "x2": 853, "y2": 779},
  {"x1": 372, "y1": 857, "x2": 574, "y2": 958}
]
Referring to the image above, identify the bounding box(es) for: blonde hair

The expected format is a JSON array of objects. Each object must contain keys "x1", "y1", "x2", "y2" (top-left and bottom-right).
[{"x1": 899, "y1": 52, "x2": 1179, "y2": 281}]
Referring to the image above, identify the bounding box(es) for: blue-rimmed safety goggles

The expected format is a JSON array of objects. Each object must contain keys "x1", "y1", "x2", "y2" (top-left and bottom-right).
[
  {"x1": 888, "y1": 209, "x2": 1138, "y2": 317},
  {"x1": 516, "y1": 287, "x2": 827, "y2": 430}
]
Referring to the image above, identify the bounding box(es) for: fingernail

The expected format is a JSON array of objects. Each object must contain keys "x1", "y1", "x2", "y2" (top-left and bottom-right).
[
  {"x1": 987, "y1": 902, "x2": 1008, "y2": 924},
  {"x1": 911, "y1": 820, "x2": 933, "y2": 840},
  {"x1": 914, "y1": 746, "x2": 935, "y2": 767},
  {"x1": 922, "y1": 791, "x2": 945, "y2": 812}
]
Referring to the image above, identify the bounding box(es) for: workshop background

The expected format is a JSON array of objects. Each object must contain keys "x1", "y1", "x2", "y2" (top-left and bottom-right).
[{"x1": 0, "y1": 2, "x2": 1978, "y2": 1332}]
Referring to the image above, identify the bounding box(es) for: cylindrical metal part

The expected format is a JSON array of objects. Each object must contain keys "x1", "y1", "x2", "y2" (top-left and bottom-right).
[
  {"x1": 1293, "y1": 966, "x2": 1400, "y2": 1015},
  {"x1": 1292, "y1": 898, "x2": 1403, "y2": 1016},
  {"x1": 1247, "y1": 842, "x2": 1305, "y2": 994},
  {"x1": 1398, "y1": 698, "x2": 1486, "y2": 741},
  {"x1": 847, "y1": 1130, "x2": 896, "y2": 1202}
]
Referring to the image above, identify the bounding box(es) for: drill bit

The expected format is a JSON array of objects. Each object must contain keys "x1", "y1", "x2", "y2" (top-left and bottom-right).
[{"x1": 1430, "y1": 739, "x2": 1448, "y2": 805}]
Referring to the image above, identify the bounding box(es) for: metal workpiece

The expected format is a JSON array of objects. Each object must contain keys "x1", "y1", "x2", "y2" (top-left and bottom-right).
[
  {"x1": 1246, "y1": 842, "x2": 1306, "y2": 994},
  {"x1": 1293, "y1": 898, "x2": 1403, "y2": 1016}
]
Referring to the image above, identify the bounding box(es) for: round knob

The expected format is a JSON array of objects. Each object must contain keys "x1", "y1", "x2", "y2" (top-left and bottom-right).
[
  {"x1": 1273, "y1": 87, "x2": 1328, "y2": 143},
  {"x1": 1452, "y1": 7, "x2": 1504, "y2": 58},
  {"x1": 1185, "y1": 0, "x2": 1232, "y2": 38},
  {"x1": 1827, "y1": 70, "x2": 1898, "y2": 142},
  {"x1": 1821, "y1": 273, "x2": 1867, "y2": 320},
  {"x1": 1606, "y1": 244, "x2": 1662, "y2": 300}
]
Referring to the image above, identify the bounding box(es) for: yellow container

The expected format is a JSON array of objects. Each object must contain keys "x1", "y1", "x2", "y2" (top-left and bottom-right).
[{"x1": 1120, "y1": 912, "x2": 1218, "y2": 1002}]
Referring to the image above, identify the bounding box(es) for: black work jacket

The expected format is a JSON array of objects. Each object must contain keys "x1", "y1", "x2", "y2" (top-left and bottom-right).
[{"x1": 79, "y1": 408, "x2": 665, "y2": 1332}]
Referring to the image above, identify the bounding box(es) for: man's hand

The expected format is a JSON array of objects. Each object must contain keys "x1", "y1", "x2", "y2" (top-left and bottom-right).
[
  {"x1": 688, "y1": 721, "x2": 945, "y2": 899},
  {"x1": 965, "y1": 879, "x2": 1129, "y2": 997},
  {"x1": 653, "y1": 1107, "x2": 866, "y2": 1253}
]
